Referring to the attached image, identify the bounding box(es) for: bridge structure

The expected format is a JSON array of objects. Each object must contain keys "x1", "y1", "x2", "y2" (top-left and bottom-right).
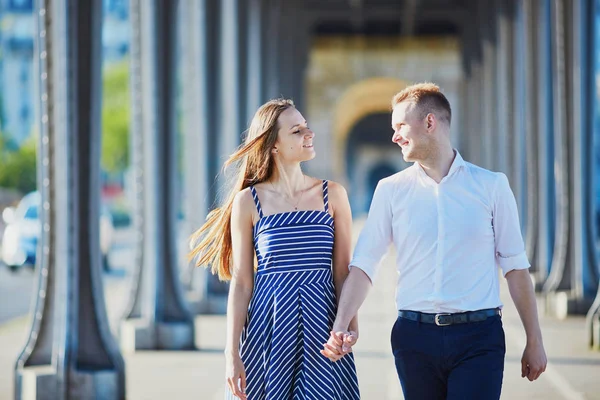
[{"x1": 10, "y1": 0, "x2": 600, "y2": 398}]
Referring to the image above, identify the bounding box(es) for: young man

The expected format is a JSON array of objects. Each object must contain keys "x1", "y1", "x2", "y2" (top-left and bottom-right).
[{"x1": 322, "y1": 83, "x2": 547, "y2": 399}]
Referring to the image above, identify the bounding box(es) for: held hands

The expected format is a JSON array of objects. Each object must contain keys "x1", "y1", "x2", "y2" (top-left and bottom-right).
[
  {"x1": 226, "y1": 353, "x2": 247, "y2": 399},
  {"x1": 320, "y1": 330, "x2": 358, "y2": 362},
  {"x1": 521, "y1": 340, "x2": 547, "y2": 381}
]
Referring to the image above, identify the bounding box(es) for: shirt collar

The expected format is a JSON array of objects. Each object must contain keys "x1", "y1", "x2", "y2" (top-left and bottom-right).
[
  {"x1": 448, "y1": 149, "x2": 466, "y2": 177},
  {"x1": 415, "y1": 149, "x2": 465, "y2": 182}
]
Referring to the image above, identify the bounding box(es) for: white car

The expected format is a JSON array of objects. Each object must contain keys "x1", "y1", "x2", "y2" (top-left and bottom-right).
[{"x1": 1, "y1": 191, "x2": 114, "y2": 271}]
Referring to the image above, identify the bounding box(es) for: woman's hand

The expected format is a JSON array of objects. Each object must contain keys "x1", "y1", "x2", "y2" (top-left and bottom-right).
[{"x1": 226, "y1": 353, "x2": 247, "y2": 399}]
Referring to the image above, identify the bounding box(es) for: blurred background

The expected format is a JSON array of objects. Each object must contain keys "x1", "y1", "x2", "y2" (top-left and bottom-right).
[{"x1": 0, "y1": 0, "x2": 599, "y2": 399}]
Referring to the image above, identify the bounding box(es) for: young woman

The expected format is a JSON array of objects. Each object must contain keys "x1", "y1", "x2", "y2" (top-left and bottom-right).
[{"x1": 190, "y1": 99, "x2": 360, "y2": 399}]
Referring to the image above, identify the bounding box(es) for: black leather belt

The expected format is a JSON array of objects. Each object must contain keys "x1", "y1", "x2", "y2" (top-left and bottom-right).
[{"x1": 397, "y1": 308, "x2": 502, "y2": 326}]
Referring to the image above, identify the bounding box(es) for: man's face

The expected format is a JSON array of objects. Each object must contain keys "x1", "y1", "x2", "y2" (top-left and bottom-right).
[{"x1": 391, "y1": 102, "x2": 431, "y2": 163}]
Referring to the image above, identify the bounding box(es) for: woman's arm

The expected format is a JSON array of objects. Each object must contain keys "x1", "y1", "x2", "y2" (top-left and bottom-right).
[
  {"x1": 329, "y1": 182, "x2": 358, "y2": 335},
  {"x1": 225, "y1": 188, "x2": 256, "y2": 357},
  {"x1": 224, "y1": 189, "x2": 256, "y2": 399}
]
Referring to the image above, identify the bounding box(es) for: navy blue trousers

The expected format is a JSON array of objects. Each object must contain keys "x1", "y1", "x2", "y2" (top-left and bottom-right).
[{"x1": 391, "y1": 314, "x2": 506, "y2": 400}]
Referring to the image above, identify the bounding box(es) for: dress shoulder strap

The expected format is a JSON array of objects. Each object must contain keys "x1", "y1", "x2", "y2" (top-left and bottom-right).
[
  {"x1": 249, "y1": 186, "x2": 264, "y2": 218},
  {"x1": 322, "y1": 180, "x2": 329, "y2": 213}
]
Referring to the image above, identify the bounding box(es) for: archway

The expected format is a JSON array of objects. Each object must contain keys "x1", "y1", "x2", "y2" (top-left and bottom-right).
[
  {"x1": 345, "y1": 112, "x2": 410, "y2": 214},
  {"x1": 332, "y1": 77, "x2": 409, "y2": 181}
]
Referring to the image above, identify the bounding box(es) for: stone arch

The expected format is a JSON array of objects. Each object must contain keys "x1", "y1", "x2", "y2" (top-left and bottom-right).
[{"x1": 332, "y1": 77, "x2": 409, "y2": 181}]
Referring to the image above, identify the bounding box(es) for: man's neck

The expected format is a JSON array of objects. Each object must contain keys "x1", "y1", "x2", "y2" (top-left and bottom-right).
[{"x1": 418, "y1": 147, "x2": 456, "y2": 183}]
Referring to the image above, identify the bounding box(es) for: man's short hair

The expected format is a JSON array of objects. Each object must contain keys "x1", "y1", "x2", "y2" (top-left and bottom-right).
[{"x1": 391, "y1": 83, "x2": 452, "y2": 126}]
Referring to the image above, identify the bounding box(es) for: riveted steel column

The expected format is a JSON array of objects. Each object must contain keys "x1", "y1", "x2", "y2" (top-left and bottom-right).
[
  {"x1": 479, "y1": 1, "x2": 498, "y2": 171},
  {"x1": 180, "y1": 0, "x2": 228, "y2": 315},
  {"x1": 532, "y1": 0, "x2": 556, "y2": 289},
  {"x1": 219, "y1": 0, "x2": 246, "y2": 161},
  {"x1": 459, "y1": 2, "x2": 481, "y2": 164},
  {"x1": 264, "y1": 0, "x2": 282, "y2": 99},
  {"x1": 543, "y1": 0, "x2": 598, "y2": 317},
  {"x1": 289, "y1": 4, "x2": 311, "y2": 112},
  {"x1": 580, "y1": 0, "x2": 600, "y2": 348},
  {"x1": 495, "y1": 0, "x2": 512, "y2": 177},
  {"x1": 14, "y1": 0, "x2": 125, "y2": 398},
  {"x1": 120, "y1": 0, "x2": 195, "y2": 351},
  {"x1": 520, "y1": 0, "x2": 540, "y2": 277},
  {"x1": 246, "y1": 0, "x2": 266, "y2": 119},
  {"x1": 507, "y1": 0, "x2": 528, "y2": 232}
]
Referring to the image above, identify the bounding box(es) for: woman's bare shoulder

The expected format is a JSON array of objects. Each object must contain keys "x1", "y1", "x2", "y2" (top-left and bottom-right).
[
  {"x1": 324, "y1": 180, "x2": 348, "y2": 199},
  {"x1": 232, "y1": 188, "x2": 255, "y2": 216}
]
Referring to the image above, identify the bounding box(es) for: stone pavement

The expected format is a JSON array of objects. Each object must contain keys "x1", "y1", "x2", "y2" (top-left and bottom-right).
[{"x1": 1, "y1": 228, "x2": 600, "y2": 399}]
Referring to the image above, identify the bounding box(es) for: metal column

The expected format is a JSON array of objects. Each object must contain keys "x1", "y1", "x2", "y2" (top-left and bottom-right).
[
  {"x1": 15, "y1": 0, "x2": 125, "y2": 398},
  {"x1": 543, "y1": 0, "x2": 598, "y2": 317},
  {"x1": 120, "y1": 0, "x2": 195, "y2": 351}
]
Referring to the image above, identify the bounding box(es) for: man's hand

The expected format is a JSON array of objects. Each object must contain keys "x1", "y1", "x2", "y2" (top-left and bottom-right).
[
  {"x1": 321, "y1": 330, "x2": 359, "y2": 362},
  {"x1": 521, "y1": 341, "x2": 547, "y2": 381},
  {"x1": 505, "y1": 269, "x2": 547, "y2": 382},
  {"x1": 341, "y1": 330, "x2": 358, "y2": 353}
]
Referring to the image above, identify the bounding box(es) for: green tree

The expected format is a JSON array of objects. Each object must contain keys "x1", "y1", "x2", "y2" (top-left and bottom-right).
[
  {"x1": 101, "y1": 60, "x2": 130, "y2": 174},
  {"x1": 0, "y1": 135, "x2": 37, "y2": 193}
]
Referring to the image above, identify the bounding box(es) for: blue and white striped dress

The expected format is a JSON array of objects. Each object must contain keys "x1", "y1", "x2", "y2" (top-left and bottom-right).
[{"x1": 226, "y1": 180, "x2": 360, "y2": 400}]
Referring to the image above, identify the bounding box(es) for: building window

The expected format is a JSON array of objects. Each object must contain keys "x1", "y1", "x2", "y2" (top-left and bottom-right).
[
  {"x1": 8, "y1": 0, "x2": 33, "y2": 12},
  {"x1": 20, "y1": 105, "x2": 29, "y2": 122}
]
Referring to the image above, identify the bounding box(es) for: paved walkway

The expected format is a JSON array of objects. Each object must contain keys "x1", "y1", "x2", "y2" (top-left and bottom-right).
[{"x1": 1, "y1": 225, "x2": 599, "y2": 399}]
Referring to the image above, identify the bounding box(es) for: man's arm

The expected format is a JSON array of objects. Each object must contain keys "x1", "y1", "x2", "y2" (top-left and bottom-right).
[
  {"x1": 332, "y1": 267, "x2": 372, "y2": 333},
  {"x1": 506, "y1": 269, "x2": 547, "y2": 381},
  {"x1": 493, "y1": 173, "x2": 546, "y2": 381},
  {"x1": 321, "y1": 180, "x2": 394, "y2": 361}
]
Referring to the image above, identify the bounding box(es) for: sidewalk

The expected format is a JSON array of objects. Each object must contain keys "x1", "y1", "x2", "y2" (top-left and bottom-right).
[{"x1": 1, "y1": 241, "x2": 600, "y2": 398}]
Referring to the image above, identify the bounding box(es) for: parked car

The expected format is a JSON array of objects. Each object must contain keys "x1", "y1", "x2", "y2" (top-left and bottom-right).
[{"x1": 1, "y1": 191, "x2": 114, "y2": 272}]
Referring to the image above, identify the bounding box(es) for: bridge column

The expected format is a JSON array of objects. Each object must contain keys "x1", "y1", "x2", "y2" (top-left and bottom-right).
[
  {"x1": 479, "y1": 1, "x2": 498, "y2": 171},
  {"x1": 219, "y1": 0, "x2": 247, "y2": 160},
  {"x1": 274, "y1": 1, "x2": 297, "y2": 101},
  {"x1": 519, "y1": 0, "x2": 540, "y2": 277},
  {"x1": 531, "y1": 0, "x2": 555, "y2": 289},
  {"x1": 264, "y1": 0, "x2": 282, "y2": 99},
  {"x1": 579, "y1": 0, "x2": 600, "y2": 349},
  {"x1": 179, "y1": 0, "x2": 224, "y2": 315},
  {"x1": 120, "y1": 0, "x2": 195, "y2": 351},
  {"x1": 246, "y1": 0, "x2": 267, "y2": 119},
  {"x1": 507, "y1": 0, "x2": 528, "y2": 235},
  {"x1": 543, "y1": 0, "x2": 599, "y2": 317},
  {"x1": 458, "y1": 2, "x2": 482, "y2": 166},
  {"x1": 494, "y1": 0, "x2": 511, "y2": 177},
  {"x1": 288, "y1": 5, "x2": 311, "y2": 112},
  {"x1": 14, "y1": 0, "x2": 125, "y2": 398}
]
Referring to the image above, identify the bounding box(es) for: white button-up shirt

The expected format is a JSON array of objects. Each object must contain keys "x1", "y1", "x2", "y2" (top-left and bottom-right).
[{"x1": 350, "y1": 151, "x2": 530, "y2": 313}]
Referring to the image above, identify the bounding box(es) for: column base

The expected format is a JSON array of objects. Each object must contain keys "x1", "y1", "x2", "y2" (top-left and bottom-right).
[
  {"x1": 16, "y1": 366, "x2": 123, "y2": 400},
  {"x1": 185, "y1": 290, "x2": 227, "y2": 315},
  {"x1": 16, "y1": 366, "x2": 58, "y2": 400},
  {"x1": 590, "y1": 313, "x2": 600, "y2": 351},
  {"x1": 544, "y1": 291, "x2": 594, "y2": 319},
  {"x1": 69, "y1": 370, "x2": 123, "y2": 400},
  {"x1": 530, "y1": 272, "x2": 547, "y2": 292},
  {"x1": 120, "y1": 318, "x2": 195, "y2": 352}
]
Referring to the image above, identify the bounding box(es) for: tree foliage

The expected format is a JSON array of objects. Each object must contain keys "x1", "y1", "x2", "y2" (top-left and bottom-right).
[
  {"x1": 101, "y1": 60, "x2": 130, "y2": 174},
  {"x1": 0, "y1": 135, "x2": 37, "y2": 193}
]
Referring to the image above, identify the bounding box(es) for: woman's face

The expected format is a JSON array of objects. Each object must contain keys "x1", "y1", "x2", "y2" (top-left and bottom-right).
[{"x1": 273, "y1": 107, "x2": 316, "y2": 163}]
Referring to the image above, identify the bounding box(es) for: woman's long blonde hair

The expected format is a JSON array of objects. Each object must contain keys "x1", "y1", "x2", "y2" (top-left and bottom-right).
[{"x1": 189, "y1": 99, "x2": 295, "y2": 280}]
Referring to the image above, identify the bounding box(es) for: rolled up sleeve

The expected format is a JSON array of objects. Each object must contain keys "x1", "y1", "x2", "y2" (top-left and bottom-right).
[
  {"x1": 350, "y1": 180, "x2": 394, "y2": 283},
  {"x1": 493, "y1": 173, "x2": 530, "y2": 276}
]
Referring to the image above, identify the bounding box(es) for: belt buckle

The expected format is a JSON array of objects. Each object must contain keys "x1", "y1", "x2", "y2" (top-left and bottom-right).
[{"x1": 434, "y1": 313, "x2": 452, "y2": 326}]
